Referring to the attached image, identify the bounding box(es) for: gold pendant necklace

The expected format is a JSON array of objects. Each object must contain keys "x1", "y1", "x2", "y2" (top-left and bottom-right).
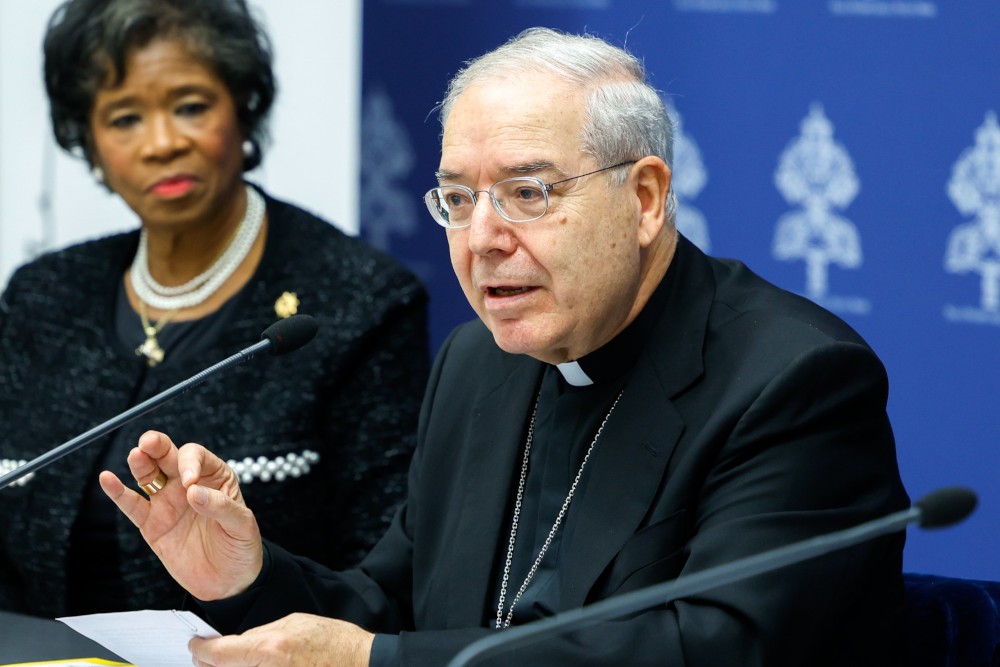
[{"x1": 136, "y1": 300, "x2": 178, "y2": 366}]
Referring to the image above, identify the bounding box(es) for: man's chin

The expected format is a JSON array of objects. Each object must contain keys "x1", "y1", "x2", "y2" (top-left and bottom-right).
[{"x1": 489, "y1": 326, "x2": 567, "y2": 365}]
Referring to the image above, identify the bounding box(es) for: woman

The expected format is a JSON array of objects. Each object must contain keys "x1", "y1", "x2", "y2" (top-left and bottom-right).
[{"x1": 0, "y1": 0, "x2": 429, "y2": 617}]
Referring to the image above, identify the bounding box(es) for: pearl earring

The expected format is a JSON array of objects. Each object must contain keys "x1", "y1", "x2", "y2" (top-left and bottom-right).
[
  {"x1": 92, "y1": 165, "x2": 105, "y2": 184},
  {"x1": 242, "y1": 140, "x2": 254, "y2": 159}
]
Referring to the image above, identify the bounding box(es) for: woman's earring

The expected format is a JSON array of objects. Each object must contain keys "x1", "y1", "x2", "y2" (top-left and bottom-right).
[
  {"x1": 91, "y1": 165, "x2": 105, "y2": 184},
  {"x1": 242, "y1": 140, "x2": 254, "y2": 160}
]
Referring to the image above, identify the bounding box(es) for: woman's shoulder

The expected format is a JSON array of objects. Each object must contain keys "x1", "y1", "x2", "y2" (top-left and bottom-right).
[{"x1": 4, "y1": 231, "x2": 137, "y2": 298}]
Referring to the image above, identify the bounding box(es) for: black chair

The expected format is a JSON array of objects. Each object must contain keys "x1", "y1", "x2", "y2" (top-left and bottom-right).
[{"x1": 904, "y1": 573, "x2": 1000, "y2": 666}]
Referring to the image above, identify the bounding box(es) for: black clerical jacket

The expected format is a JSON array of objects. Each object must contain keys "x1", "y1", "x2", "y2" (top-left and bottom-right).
[{"x1": 217, "y1": 235, "x2": 909, "y2": 666}]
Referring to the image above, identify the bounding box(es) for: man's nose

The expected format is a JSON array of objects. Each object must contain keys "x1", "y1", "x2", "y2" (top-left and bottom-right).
[{"x1": 466, "y1": 192, "x2": 517, "y2": 256}]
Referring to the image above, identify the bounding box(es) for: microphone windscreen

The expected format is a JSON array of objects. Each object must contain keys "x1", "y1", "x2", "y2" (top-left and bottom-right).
[
  {"x1": 261, "y1": 314, "x2": 318, "y2": 356},
  {"x1": 914, "y1": 486, "x2": 978, "y2": 529}
]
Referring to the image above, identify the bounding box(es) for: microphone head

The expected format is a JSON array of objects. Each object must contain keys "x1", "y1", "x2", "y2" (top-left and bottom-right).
[
  {"x1": 914, "y1": 486, "x2": 978, "y2": 529},
  {"x1": 261, "y1": 314, "x2": 318, "y2": 356}
]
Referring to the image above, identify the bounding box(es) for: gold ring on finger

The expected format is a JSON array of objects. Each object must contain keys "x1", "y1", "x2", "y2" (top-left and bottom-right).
[{"x1": 139, "y1": 470, "x2": 168, "y2": 496}]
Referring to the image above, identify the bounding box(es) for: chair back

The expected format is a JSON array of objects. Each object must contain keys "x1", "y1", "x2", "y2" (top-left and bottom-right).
[{"x1": 904, "y1": 572, "x2": 1000, "y2": 666}]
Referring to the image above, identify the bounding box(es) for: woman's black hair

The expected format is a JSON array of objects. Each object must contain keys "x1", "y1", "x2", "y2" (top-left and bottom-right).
[{"x1": 43, "y1": 0, "x2": 276, "y2": 170}]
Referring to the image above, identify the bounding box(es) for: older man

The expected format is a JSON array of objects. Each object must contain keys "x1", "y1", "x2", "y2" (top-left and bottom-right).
[{"x1": 102, "y1": 27, "x2": 908, "y2": 666}]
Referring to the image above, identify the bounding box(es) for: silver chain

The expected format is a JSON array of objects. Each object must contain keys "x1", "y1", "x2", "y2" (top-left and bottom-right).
[{"x1": 495, "y1": 388, "x2": 625, "y2": 630}]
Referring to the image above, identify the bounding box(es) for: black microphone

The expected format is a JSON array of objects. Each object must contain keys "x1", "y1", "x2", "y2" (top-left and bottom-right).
[
  {"x1": 448, "y1": 486, "x2": 978, "y2": 667},
  {"x1": 0, "y1": 314, "x2": 318, "y2": 491}
]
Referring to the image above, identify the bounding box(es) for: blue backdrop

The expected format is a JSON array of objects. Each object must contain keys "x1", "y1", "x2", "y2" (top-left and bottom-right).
[{"x1": 359, "y1": 0, "x2": 999, "y2": 580}]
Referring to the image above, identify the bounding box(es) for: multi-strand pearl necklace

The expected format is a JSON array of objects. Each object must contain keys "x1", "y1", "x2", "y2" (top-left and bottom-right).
[{"x1": 130, "y1": 184, "x2": 265, "y2": 311}]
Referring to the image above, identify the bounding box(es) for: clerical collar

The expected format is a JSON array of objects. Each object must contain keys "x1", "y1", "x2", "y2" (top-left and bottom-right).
[
  {"x1": 556, "y1": 360, "x2": 593, "y2": 386},
  {"x1": 555, "y1": 259, "x2": 677, "y2": 387}
]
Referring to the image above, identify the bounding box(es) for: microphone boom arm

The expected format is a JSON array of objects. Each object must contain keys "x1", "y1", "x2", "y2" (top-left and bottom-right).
[
  {"x1": 0, "y1": 313, "x2": 317, "y2": 491},
  {"x1": 0, "y1": 338, "x2": 271, "y2": 490},
  {"x1": 449, "y1": 503, "x2": 931, "y2": 667}
]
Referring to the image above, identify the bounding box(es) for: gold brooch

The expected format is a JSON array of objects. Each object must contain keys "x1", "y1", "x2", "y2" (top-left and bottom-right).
[{"x1": 275, "y1": 291, "x2": 300, "y2": 318}]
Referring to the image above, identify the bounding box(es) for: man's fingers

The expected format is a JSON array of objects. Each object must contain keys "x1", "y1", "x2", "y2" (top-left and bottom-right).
[
  {"x1": 126, "y1": 450, "x2": 170, "y2": 495},
  {"x1": 176, "y1": 441, "x2": 237, "y2": 489},
  {"x1": 135, "y1": 429, "x2": 176, "y2": 459},
  {"x1": 135, "y1": 430, "x2": 180, "y2": 473},
  {"x1": 186, "y1": 483, "x2": 255, "y2": 536},
  {"x1": 176, "y1": 442, "x2": 212, "y2": 488},
  {"x1": 189, "y1": 634, "x2": 255, "y2": 667},
  {"x1": 98, "y1": 470, "x2": 151, "y2": 529},
  {"x1": 123, "y1": 431, "x2": 182, "y2": 494}
]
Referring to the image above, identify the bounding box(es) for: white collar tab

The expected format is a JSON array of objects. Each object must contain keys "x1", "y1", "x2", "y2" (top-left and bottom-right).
[{"x1": 556, "y1": 360, "x2": 594, "y2": 387}]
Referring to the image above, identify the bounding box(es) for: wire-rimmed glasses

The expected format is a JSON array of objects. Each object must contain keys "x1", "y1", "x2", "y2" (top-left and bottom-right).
[{"x1": 423, "y1": 161, "x2": 636, "y2": 229}]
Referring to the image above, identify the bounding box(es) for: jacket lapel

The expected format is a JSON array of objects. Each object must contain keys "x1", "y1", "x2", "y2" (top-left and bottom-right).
[
  {"x1": 558, "y1": 356, "x2": 684, "y2": 609},
  {"x1": 444, "y1": 356, "x2": 545, "y2": 626},
  {"x1": 559, "y1": 235, "x2": 715, "y2": 609}
]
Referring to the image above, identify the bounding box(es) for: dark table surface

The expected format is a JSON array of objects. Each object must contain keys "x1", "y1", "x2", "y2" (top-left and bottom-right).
[{"x1": 0, "y1": 610, "x2": 127, "y2": 665}]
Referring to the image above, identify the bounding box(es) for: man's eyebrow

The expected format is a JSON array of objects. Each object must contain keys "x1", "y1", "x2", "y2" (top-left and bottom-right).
[
  {"x1": 435, "y1": 169, "x2": 463, "y2": 182},
  {"x1": 435, "y1": 160, "x2": 563, "y2": 183},
  {"x1": 499, "y1": 160, "x2": 562, "y2": 178}
]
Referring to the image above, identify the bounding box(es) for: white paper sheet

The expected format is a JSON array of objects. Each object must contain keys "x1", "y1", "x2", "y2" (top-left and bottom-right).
[{"x1": 56, "y1": 610, "x2": 220, "y2": 667}]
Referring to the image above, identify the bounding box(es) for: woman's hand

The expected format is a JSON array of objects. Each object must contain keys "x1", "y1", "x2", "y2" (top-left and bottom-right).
[{"x1": 99, "y1": 430, "x2": 263, "y2": 601}]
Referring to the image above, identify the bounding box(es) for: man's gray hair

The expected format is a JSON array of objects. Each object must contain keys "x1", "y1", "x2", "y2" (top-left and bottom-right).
[{"x1": 438, "y1": 27, "x2": 676, "y2": 221}]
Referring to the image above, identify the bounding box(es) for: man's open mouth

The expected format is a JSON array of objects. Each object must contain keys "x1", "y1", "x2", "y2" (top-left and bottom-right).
[{"x1": 490, "y1": 286, "x2": 533, "y2": 297}]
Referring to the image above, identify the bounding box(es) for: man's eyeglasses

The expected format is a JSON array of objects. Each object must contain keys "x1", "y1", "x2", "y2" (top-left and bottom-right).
[{"x1": 423, "y1": 161, "x2": 636, "y2": 229}]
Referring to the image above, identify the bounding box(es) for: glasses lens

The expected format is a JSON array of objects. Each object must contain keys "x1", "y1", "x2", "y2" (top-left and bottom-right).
[
  {"x1": 491, "y1": 178, "x2": 548, "y2": 222},
  {"x1": 426, "y1": 186, "x2": 474, "y2": 228}
]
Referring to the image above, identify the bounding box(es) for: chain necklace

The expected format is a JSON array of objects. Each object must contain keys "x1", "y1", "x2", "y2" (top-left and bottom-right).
[
  {"x1": 129, "y1": 184, "x2": 265, "y2": 311},
  {"x1": 135, "y1": 300, "x2": 178, "y2": 366},
  {"x1": 495, "y1": 388, "x2": 625, "y2": 630}
]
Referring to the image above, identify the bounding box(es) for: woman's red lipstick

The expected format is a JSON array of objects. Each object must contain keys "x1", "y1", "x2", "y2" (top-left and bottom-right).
[{"x1": 150, "y1": 175, "x2": 195, "y2": 197}]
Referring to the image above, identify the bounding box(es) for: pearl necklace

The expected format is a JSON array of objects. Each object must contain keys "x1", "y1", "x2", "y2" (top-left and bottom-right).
[
  {"x1": 495, "y1": 388, "x2": 624, "y2": 630},
  {"x1": 129, "y1": 184, "x2": 265, "y2": 311}
]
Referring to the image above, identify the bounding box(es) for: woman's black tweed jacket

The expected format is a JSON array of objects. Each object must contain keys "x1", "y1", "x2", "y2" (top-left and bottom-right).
[{"x1": 0, "y1": 188, "x2": 430, "y2": 617}]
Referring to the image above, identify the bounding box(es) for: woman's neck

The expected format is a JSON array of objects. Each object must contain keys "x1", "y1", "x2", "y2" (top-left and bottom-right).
[
  {"x1": 141, "y1": 184, "x2": 250, "y2": 286},
  {"x1": 126, "y1": 185, "x2": 268, "y2": 322}
]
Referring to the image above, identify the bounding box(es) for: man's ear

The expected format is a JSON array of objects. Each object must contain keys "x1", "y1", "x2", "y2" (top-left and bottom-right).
[{"x1": 633, "y1": 156, "x2": 671, "y2": 248}]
